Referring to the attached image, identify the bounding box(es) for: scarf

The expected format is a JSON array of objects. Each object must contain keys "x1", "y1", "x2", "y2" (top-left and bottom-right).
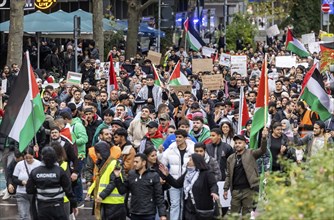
[
  {"x1": 146, "y1": 131, "x2": 164, "y2": 149},
  {"x1": 158, "y1": 122, "x2": 170, "y2": 135},
  {"x1": 183, "y1": 167, "x2": 199, "y2": 200}
]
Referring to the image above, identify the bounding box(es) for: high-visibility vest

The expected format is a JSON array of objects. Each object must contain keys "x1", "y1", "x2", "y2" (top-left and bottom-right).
[
  {"x1": 60, "y1": 161, "x2": 69, "y2": 203},
  {"x1": 300, "y1": 110, "x2": 318, "y2": 137},
  {"x1": 88, "y1": 160, "x2": 124, "y2": 204}
]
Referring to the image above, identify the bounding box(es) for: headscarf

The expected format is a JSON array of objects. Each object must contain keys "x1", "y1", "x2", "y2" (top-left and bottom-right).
[
  {"x1": 94, "y1": 141, "x2": 110, "y2": 168},
  {"x1": 281, "y1": 119, "x2": 293, "y2": 139}
]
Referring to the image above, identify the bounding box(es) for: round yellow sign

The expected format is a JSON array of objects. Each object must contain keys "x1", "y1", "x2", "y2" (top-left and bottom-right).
[{"x1": 35, "y1": 0, "x2": 57, "y2": 10}]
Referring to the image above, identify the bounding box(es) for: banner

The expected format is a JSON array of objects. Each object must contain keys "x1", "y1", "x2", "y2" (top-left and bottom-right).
[
  {"x1": 192, "y1": 58, "x2": 212, "y2": 73},
  {"x1": 201, "y1": 74, "x2": 224, "y2": 91},
  {"x1": 231, "y1": 55, "x2": 247, "y2": 76},
  {"x1": 275, "y1": 56, "x2": 297, "y2": 68},
  {"x1": 219, "y1": 53, "x2": 231, "y2": 66},
  {"x1": 266, "y1": 24, "x2": 280, "y2": 38}
]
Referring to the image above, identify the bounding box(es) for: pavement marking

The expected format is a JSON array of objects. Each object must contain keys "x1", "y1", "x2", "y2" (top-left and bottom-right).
[{"x1": 0, "y1": 203, "x2": 16, "y2": 206}]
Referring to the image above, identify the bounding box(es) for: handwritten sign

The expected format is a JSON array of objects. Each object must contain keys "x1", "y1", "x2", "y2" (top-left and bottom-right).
[
  {"x1": 201, "y1": 74, "x2": 223, "y2": 91},
  {"x1": 266, "y1": 25, "x2": 280, "y2": 37},
  {"x1": 231, "y1": 55, "x2": 247, "y2": 76},
  {"x1": 275, "y1": 56, "x2": 297, "y2": 68},
  {"x1": 169, "y1": 85, "x2": 192, "y2": 93},
  {"x1": 192, "y1": 58, "x2": 212, "y2": 73},
  {"x1": 1, "y1": 79, "x2": 7, "y2": 94},
  {"x1": 202, "y1": 46, "x2": 216, "y2": 57},
  {"x1": 147, "y1": 50, "x2": 162, "y2": 65},
  {"x1": 302, "y1": 33, "x2": 316, "y2": 45}
]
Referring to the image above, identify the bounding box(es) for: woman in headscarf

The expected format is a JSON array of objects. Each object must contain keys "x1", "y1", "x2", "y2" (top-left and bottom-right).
[
  {"x1": 281, "y1": 119, "x2": 294, "y2": 141},
  {"x1": 159, "y1": 153, "x2": 219, "y2": 220}
]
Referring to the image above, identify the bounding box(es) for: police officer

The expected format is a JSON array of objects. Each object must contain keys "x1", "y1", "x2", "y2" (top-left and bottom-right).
[{"x1": 26, "y1": 147, "x2": 79, "y2": 220}]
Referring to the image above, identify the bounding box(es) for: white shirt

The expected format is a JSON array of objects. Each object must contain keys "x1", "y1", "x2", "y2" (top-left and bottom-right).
[{"x1": 13, "y1": 159, "x2": 41, "y2": 194}]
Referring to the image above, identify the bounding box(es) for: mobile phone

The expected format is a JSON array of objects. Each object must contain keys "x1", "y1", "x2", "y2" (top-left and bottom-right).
[
  {"x1": 294, "y1": 120, "x2": 298, "y2": 128},
  {"x1": 115, "y1": 159, "x2": 123, "y2": 170}
]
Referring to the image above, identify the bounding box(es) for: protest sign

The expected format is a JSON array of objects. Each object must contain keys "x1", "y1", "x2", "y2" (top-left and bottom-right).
[
  {"x1": 147, "y1": 50, "x2": 162, "y2": 65},
  {"x1": 231, "y1": 55, "x2": 247, "y2": 76},
  {"x1": 169, "y1": 85, "x2": 192, "y2": 93},
  {"x1": 217, "y1": 181, "x2": 231, "y2": 208},
  {"x1": 66, "y1": 71, "x2": 82, "y2": 85},
  {"x1": 1, "y1": 79, "x2": 7, "y2": 94},
  {"x1": 202, "y1": 74, "x2": 223, "y2": 91},
  {"x1": 301, "y1": 33, "x2": 316, "y2": 45},
  {"x1": 192, "y1": 58, "x2": 212, "y2": 73},
  {"x1": 202, "y1": 46, "x2": 216, "y2": 57},
  {"x1": 219, "y1": 53, "x2": 231, "y2": 66},
  {"x1": 275, "y1": 56, "x2": 297, "y2": 68},
  {"x1": 266, "y1": 25, "x2": 280, "y2": 37},
  {"x1": 308, "y1": 42, "x2": 322, "y2": 54}
]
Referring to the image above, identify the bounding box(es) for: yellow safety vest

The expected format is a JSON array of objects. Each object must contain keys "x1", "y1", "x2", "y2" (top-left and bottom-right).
[
  {"x1": 88, "y1": 160, "x2": 124, "y2": 204},
  {"x1": 60, "y1": 161, "x2": 69, "y2": 203}
]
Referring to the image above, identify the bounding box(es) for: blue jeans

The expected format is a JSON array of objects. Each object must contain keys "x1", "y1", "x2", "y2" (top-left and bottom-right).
[
  {"x1": 72, "y1": 158, "x2": 85, "y2": 203},
  {"x1": 169, "y1": 187, "x2": 183, "y2": 220},
  {"x1": 16, "y1": 193, "x2": 32, "y2": 220}
]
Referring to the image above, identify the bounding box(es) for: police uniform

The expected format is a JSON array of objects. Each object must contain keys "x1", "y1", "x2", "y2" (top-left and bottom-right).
[{"x1": 26, "y1": 163, "x2": 77, "y2": 220}]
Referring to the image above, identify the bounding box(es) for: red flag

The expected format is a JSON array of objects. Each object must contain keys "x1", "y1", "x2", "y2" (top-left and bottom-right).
[{"x1": 109, "y1": 55, "x2": 118, "y2": 91}]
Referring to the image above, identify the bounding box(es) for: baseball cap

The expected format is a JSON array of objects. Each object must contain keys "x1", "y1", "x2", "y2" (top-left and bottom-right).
[
  {"x1": 233, "y1": 135, "x2": 246, "y2": 142},
  {"x1": 146, "y1": 121, "x2": 159, "y2": 128}
]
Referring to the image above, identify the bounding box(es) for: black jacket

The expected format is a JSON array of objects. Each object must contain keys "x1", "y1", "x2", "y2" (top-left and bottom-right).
[
  {"x1": 26, "y1": 164, "x2": 77, "y2": 208},
  {"x1": 206, "y1": 141, "x2": 234, "y2": 181},
  {"x1": 115, "y1": 168, "x2": 166, "y2": 217}
]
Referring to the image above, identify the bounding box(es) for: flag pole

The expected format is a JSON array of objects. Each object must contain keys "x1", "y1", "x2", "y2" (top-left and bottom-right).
[
  {"x1": 264, "y1": 53, "x2": 268, "y2": 127},
  {"x1": 26, "y1": 51, "x2": 38, "y2": 155},
  {"x1": 237, "y1": 86, "x2": 243, "y2": 134}
]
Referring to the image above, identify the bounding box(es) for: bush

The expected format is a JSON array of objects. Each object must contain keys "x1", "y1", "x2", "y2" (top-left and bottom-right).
[{"x1": 257, "y1": 148, "x2": 334, "y2": 219}]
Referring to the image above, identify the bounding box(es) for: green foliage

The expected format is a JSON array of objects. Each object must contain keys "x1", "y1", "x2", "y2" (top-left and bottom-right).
[
  {"x1": 226, "y1": 13, "x2": 257, "y2": 51},
  {"x1": 160, "y1": 28, "x2": 174, "y2": 57},
  {"x1": 258, "y1": 148, "x2": 334, "y2": 219}
]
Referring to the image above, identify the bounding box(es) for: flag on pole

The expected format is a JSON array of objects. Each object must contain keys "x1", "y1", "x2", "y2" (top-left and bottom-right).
[
  {"x1": 250, "y1": 54, "x2": 269, "y2": 149},
  {"x1": 108, "y1": 55, "x2": 118, "y2": 92},
  {"x1": 0, "y1": 52, "x2": 45, "y2": 152},
  {"x1": 184, "y1": 18, "x2": 205, "y2": 52},
  {"x1": 300, "y1": 64, "x2": 334, "y2": 121},
  {"x1": 237, "y1": 87, "x2": 250, "y2": 134},
  {"x1": 168, "y1": 61, "x2": 190, "y2": 86},
  {"x1": 285, "y1": 29, "x2": 310, "y2": 57},
  {"x1": 152, "y1": 64, "x2": 162, "y2": 86}
]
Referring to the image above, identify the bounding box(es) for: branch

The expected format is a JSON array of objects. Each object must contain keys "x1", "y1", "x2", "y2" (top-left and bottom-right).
[{"x1": 140, "y1": 0, "x2": 158, "y2": 11}]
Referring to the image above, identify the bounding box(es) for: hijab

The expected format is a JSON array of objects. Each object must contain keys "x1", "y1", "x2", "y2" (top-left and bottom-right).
[{"x1": 94, "y1": 141, "x2": 110, "y2": 168}]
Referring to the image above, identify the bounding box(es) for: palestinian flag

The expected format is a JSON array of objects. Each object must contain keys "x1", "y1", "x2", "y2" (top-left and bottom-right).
[
  {"x1": 184, "y1": 18, "x2": 205, "y2": 51},
  {"x1": 300, "y1": 64, "x2": 334, "y2": 121},
  {"x1": 237, "y1": 87, "x2": 250, "y2": 134},
  {"x1": 168, "y1": 61, "x2": 190, "y2": 86},
  {"x1": 152, "y1": 64, "x2": 162, "y2": 86},
  {"x1": 0, "y1": 53, "x2": 45, "y2": 152},
  {"x1": 285, "y1": 29, "x2": 310, "y2": 57},
  {"x1": 108, "y1": 55, "x2": 118, "y2": 92},
  {"x1": 250, "y1": 54, "x2": 269, "y2": 149}
]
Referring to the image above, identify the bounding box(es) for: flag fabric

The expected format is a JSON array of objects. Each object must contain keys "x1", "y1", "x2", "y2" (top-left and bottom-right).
[
  {"x1": 168, "y1": 61, "x2": 190, "y2": 86},
  {"x1": 152, "y1": 64, "x2": 162, "y2": 86},
  {"x1": 108, "y1": 55, "x2": 118, "y2": 92},
  {"x1": 184, "y1": 18, "x2": 205, "y2": 51},
  {"x1": 0, "y1": 52, "x2": 45, "y2": 152},
  {"x1": 300, "y1": 64, "x2": 334, "y2": 121},
  {"x1": 285, "y1": 29, "x2": 310, "y2": 57},
  {"x1": 320, "y1": 42, "x2": 334, "y2": 73},
  {"x1": 237, "y1": 87, "x2": 250, "y2": 134},
  {"x1": 250, "y1": 55, "x2": 269, "y2": 149}
]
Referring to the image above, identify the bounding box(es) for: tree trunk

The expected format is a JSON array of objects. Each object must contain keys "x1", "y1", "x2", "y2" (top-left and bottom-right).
[
  {"x1": 126, "y1": 0, "x2": 142, "y2": 59},
  {"x1": 92, "y1": 0, "x2": 104, "y2": 61},
  {"x1": 7, "y1": 0, "x2": 25, "y2": 67}
]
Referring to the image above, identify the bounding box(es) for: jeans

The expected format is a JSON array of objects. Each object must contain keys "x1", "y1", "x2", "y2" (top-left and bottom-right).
[
  {"x1": 169, "y1": 187, "x2": 183, "y2": 220},
  {"x1": 16, "y1": 193, "x2": 33, "y2": 220},
  {"x1": 230, "y1": 188, "x2": 255, "y2": 216},
  {"x1": 73, "y1": 158, "x2": 85, "y2": 203}
]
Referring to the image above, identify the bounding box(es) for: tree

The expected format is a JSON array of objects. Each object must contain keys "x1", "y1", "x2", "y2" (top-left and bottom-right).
[
  {"x1": 7, "y1": 0, "x2": 25, "y2": 67},
  {"x1": 225, "y1": 14, "x2": 257, "y2": 51},
  {"x1": 126, "y1": 0, "x2": 157, "y2": 59},
  {"x1": 92, "y1": 0, "x2": 104, "y2": 61}
]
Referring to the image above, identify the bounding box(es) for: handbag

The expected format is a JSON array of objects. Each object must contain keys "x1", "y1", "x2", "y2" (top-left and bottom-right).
[{"x1": 189, "y1": 191, "x2": 215, "y2": 218}]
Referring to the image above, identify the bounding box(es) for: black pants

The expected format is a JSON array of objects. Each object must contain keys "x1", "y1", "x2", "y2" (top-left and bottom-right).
[
  {"x1": 130, "y1": 214, "x2": 155, "y2": 220},
  {"x1": 37, "y1": 203, "x2": 67, "y2": 220}
]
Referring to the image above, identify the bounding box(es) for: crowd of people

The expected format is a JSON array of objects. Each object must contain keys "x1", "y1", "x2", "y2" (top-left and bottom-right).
[{"x1": 0, "y1": 31, "x2": 333, "y2": 220}]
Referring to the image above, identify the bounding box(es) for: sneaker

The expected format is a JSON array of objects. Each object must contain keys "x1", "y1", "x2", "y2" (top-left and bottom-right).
[
  {"x1": 77, "y1": 201, "x2": 85, "y2": 208},
  {"x1": 2, "y1": 190, "x2": 11, "y2": 200}
]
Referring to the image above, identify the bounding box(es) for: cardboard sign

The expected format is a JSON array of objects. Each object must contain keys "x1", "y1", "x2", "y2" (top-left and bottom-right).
[
  {"x1": 266, "y1": 25, "x2": 280, "y2": 37},
  {"x1": 231, "y1": 55, "x2": 247, "y2": 76},
  {"x1": 201, "y1": 74, "x2": 223, "y2": 91},
  {"x1": 147, "y1": 50, "x2": 162, "y2": 65},
  {"x1": 308, "y1": 41, "x2": 322, "y2": 54},
  {"x1": 169, "y1": 85, "x2": 192, "y2": 93},
  {"x1": 219, "y1": 53, "x2": 231, "y2": 66},
  {"x1": 202, "y1": 46, "x2": 216, "y2": 57},
  {"x1": 1, "y1": 79, "x2": 7, "y2": 94},
  {"x1": 275, "y1": 56, "x2": 297, "y2": 68},
  {"x1": 66, "y1": 71, "x2": 82, "y2": 85},
  {"x1": 302, "y1": 33, "x2": 316, "y2": 45},
  {"x1": 217, "y1": 181, "x2": 231, "y2": 208},
  {"x1": 192, "y1": 58, "x2": 212, "y2": 73}
]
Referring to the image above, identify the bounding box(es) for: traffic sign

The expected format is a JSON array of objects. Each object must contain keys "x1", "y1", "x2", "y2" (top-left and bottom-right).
[{"x1": 322, "y1": 3, "x2": 330, "y2": 13}]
